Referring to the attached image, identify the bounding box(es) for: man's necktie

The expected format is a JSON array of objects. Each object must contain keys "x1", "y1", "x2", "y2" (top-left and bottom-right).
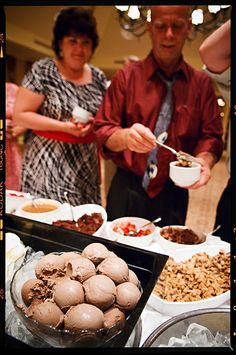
[{"x1": 142, "y1": 72, "x2": 177, "y2": 190}]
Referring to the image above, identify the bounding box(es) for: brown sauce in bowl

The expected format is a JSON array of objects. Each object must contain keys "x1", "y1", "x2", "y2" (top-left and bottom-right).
[{"x1": 22, "y1": 204, "x2": 58, "y2": 213}]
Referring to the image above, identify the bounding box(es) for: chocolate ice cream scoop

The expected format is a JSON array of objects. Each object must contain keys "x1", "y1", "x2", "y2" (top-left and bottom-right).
[
  {"x1": 58, "y1": 251, "x2": 81, "y2": 266},
  {"x1": 128, "y1": 269, "x2": 140, "y2": 288},
  {"x1": 104, "y1": 306, "x2": 126, "y2": 329},
  {"x1": 21, "y1": 278, "x2": 47, "y2": 306},
  {"x1": 26, "y1": 299, "x2": 64, "y2": 328},
  {"x1": 66, "y1": 255, "x2": 96, "y2": 282},
  {"x1": 116, "y1": 282, "x2": 141, "y2": 312},
  {"x1": 53, "y1": 278, "x2": 84, "y2": 312},
  {"x1": 82, "y1": 243, "x2": 110, "y2": 265},
  {"x1": 35, "y1": 253, "x2": 65, "y2": 279},
  {"x1": 97, "y1": 257, "x2": 129, "y2": 284},
  {"x1": 83, "y1": 275, "x2": 116, "y2": 310},
  {"x1": 64, "y1": 303, "x2": 104, "y2": 331}
]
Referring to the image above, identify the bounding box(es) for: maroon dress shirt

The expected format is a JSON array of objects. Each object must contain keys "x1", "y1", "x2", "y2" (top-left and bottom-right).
[{"x1": 94, "y1": 51, "x2": 223, "y2": 198}]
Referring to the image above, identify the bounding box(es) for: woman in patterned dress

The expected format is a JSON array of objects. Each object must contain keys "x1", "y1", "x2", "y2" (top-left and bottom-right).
[
  {"x1": 6, "y1": 82, "x2": 26, "y2": 191},
  {"x1": 13, "y1": 7, "x2": 107, "y2": 206}
]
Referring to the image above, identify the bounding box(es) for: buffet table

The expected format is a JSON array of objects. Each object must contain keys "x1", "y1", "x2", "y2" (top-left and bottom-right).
[{"x1": 5, "y1": 206, "x2": 230, "y2": 348}]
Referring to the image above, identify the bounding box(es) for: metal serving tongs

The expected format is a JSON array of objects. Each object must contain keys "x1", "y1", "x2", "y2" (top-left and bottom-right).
[{"x1": 155, "y1": 139, "x2": 199, "y2": 166}]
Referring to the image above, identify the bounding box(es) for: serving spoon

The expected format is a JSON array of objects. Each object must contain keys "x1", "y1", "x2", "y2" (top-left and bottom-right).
[
  {"x1": 63, "y1": 192, "x2": 78, "y2": 227},
  {"x1": 127, "y1": 217, "x2": 162, "y2": 236},
  {"x1": 155, "y1": 139, "x2": 199, "y2": 166}
]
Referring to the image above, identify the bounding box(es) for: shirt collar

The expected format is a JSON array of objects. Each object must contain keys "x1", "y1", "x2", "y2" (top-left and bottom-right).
[{"x1": 144, "y1": 50, "x2": 189, "y2": 82}]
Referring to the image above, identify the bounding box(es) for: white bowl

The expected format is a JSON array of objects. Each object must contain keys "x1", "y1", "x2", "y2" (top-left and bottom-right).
[
  {"x1": 158, "y1": 225, "x2": 207, "y2": 251},
  {"x1": 148, "y1": 243, "x2": 230, "y2": 316},
  {"x1": 17, "y1": 198, "x2": 62, "y2": 222},
  {"x1": 44, "y1": 204, "x2": 107, "y2": 237},
  {"x1": 72, "y1": 105, "x2": 92, "y2": 124},
  {"x1": 6, "y1": 190, "x2": 32, "y2": 213},
  {"x1": 169, "y1": 161, "x2": 201, "y2": 187},
  {"x1": 108, "y1": 217, "x2": 157, "y2": 248}
]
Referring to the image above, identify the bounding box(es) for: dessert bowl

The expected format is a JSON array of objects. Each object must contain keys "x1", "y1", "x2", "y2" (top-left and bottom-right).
[
  {"x1": 158, "y1": 225, "x2": 207, "y2": 251},
  {"x1": 169, "y1": 161, "x2": 201, "y2": 187},
  {"x1": 6, "y1": 190, "x2": 32, "y2": 214},
  {"x1": 44, "y1": 204, "x2": 107, "y2": 237},
  {"x1": 17, "y1": 198, "x2": 62, "y2": 222},
  {"x1": 108, "y1": 217, "x2": 158, "y2": 248},
  {"x1": 10, "y1": 248, "x2": 140, "y2": 348}
]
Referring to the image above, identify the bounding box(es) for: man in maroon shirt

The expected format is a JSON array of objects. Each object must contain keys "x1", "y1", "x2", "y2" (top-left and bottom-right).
[{"x1": 94, "y1": 6, "x2": 223, "y2": 224}]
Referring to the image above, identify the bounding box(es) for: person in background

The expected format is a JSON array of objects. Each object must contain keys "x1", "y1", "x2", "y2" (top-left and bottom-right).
[
  {"x1": 6, "y1": 82, "x2": 26, "y2": 191},
  {"x1": 94, "y1": 5, "x2": 223, "y2": 225},
  {"x1": 199, "y1": 19, "x2": 231, "y2": 243},
  {"x1": 13, "y1": 7, "x2": 107, "y2": 206}
]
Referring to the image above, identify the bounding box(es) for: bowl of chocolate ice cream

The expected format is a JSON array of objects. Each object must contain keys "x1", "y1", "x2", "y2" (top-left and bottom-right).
[{"x1": 10, "y1": 243, "x2": 142, "y2": 347}]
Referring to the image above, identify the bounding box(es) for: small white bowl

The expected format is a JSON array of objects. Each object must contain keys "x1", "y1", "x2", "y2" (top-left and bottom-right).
[
  {"x1": 108, "y1": 217, "x2": 157, "y2": 248},
  {"x1": 6, "y1": 190, "x2": 32, "y2": 213},
  {"x1": 44, "y1": 204, "x2": 107, "y2": 237},
  {"x1": 169, "y1": 161, "x2": 201, "y2": 187},
  {"x1": 158, "y1": 225, "x2": 206, "y2": 251},
  {"x1": 72, "y1": 105, "x2": 92, "y2": 124},
  {"x1": 17, "y1": 198, "x2": 62, "y2": 222}
]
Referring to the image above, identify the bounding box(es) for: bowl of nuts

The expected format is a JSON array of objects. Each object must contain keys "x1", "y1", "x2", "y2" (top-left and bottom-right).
[{"x1": 148, "y1": 244, "x2": 230, "y2": 316}]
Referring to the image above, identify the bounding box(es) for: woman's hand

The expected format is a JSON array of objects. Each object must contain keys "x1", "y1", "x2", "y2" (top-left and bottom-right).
[{"x1": 64, "y1": 117, "x2": 94, "y2": 137}]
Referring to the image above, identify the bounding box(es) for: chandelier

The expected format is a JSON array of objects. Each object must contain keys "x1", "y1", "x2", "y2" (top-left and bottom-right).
[{"x1": 115, "y1": 5, "x2": 231, "y2": 40}]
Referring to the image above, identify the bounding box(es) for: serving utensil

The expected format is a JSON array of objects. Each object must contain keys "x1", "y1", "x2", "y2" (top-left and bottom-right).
[
  {"x1": 155, "y1": 140, "x2": 199, "y2": 165},
  {"x1": 63, "y1": 192, "x2": 78, "y2": 227},
  {"x1": 127, "y1": 217, "x2": 162, "y2": 236},
  {"x1": 203, "y1": 224, "x2": 221, "y2": 238}
]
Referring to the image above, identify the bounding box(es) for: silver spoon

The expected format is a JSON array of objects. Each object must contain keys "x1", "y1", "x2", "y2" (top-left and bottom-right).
[
  {"x1": 63, "y1": 192, "x2": 78, "y2": 227},
  {"x1": 155, "y1": 139, "x2": 199, "y2": 165},
  {"x1": 127, "y1": 217, "x2": 162, "y2": 236},
  {"x1": 203, "y1": 224, "x2": 221, "y2": 238}
]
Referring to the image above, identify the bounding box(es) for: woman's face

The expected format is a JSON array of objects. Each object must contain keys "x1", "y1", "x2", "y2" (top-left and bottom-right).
[{"x1": 59, "y1": 34, "x2": 93, "y2": 70}]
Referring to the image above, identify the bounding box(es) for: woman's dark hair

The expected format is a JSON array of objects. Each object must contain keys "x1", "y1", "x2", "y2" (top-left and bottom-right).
[{"x1": 52, "y1": 7, "x2": 99, "y2": 58}]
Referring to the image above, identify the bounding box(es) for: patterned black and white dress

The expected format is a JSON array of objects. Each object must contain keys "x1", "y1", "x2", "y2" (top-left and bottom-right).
[{"x1": 21, "y1": 58, "x2": 107, "y2": 206}]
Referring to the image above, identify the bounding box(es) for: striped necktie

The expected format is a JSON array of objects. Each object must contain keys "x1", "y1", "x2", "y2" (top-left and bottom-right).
[{"x1": 142, "y1": 72, "x2": 177, "y2": 191}]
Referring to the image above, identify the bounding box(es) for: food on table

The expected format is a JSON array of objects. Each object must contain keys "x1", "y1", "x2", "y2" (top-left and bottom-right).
[
  {"x1": 35, "y1": 253, "x2": 65, "y2": 279},
  {"x1": 83, "y1": 275, "x2": 116, "y2": 310},
  {"x1": 64, "y1": 303, "x2": 104, "y2": 331},
  {"x1": 26, "y1": 299, "x2": 64, "y2": 328},
  {"x1": 6, "y1": 232, "x2": 26, "y2": 282},
  {"x1": 21, "y1": 278, "x2": 47, "y2": 306},
  {"x1": 153, "y1": 250, "x2": 230, "y2": 302},
  {"x1": 113, "y1": 221, "x2": 152, "y2": 237},
  {"x1": 104, "y1": 307, "x2": 126, "y2": 329},
  {"x1": 22, "y1": 203, "x2": 58, "y2": 213},
  {"x1": 160, "y1": 226, "x2": 201, "y2": 244},
  {"x1": 19, "y1": 242, "x2": 141, "y2": 332},
  {"x1": 65, "y1": 255, "x2": 96, "y2": 282},
  {"x1": 97, "y1": 256, "x2": 129, "y2": 284},
  {"x1": 128, "y1": 269, "x2": 140, "y2": 287},
  {"x1": 116, "y1": 282, "x2": 141, "y2": 312},
  {"x1": 53, "y1": 278, "x2": 84, "y2": 311},
  {"x1": 81, "y1": 243, "x2": 110, "y2": 265},
  {"x1": 52, "y1": 212, "x2": 103, "y2": 234}
]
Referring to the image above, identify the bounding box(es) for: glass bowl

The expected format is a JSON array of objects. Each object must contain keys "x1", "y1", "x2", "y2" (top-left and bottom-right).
[{"x1": 10, "y1": 252, "x2": 136, "y2": 348}]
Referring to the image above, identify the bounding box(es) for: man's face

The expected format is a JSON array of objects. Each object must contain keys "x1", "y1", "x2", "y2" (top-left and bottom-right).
[{"x1": 148, "y1": 6, "x2": 192, "y2": 66}]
